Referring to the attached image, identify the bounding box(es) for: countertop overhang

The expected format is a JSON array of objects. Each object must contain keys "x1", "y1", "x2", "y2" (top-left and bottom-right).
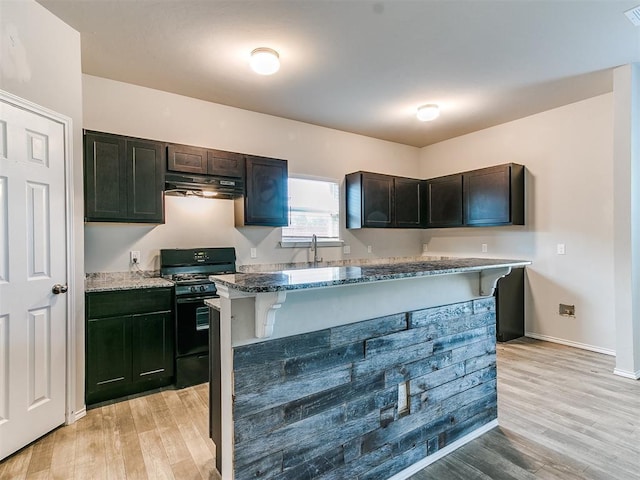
[
  {"x1": 210, "y1": 257, "x2": 531, "y2": 294},
  {"x1": 210, "y1": 257, "x2": 531, "y2": 339}
]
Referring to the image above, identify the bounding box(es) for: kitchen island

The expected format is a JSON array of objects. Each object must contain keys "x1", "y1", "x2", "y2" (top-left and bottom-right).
[{"x1": 208, "y1": 257, "x2": 530, "y2": 480}]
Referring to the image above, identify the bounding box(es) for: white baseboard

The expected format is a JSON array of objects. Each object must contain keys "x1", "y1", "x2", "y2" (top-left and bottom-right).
[
  {"x1": 72, "y1": 406, "x2": 87, "y2": 423},
  {"x1": 613, "y1": 368, "x2": 640, "y2": 380},
  {"x1": 524, "y1": 332, "x2": 616, "y2": 356},
  {"x1": 387, "y1": 419, "x2": 499, "y2": 480}
]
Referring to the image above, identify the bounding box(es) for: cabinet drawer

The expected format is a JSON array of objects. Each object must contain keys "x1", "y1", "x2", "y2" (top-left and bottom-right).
[{"x1": 87, "y1": 287, "x2": 173, "y2": 318}]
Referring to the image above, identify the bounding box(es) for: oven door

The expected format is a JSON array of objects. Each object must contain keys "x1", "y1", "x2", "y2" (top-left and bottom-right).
[{"x1": 175, "y1": 294, "x2": 215, "y2": 357}]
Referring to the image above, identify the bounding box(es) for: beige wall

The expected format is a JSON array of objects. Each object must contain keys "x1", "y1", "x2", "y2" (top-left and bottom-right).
[
  {"x1": 82, "y1": 75, "x2": 423, "y2": 272},
  {"x1": 419, "y1": 94, "x2": 616, "y2": 353},
  {"x1": 1, "y1": 1, "x2": 85, "y2": 415}
]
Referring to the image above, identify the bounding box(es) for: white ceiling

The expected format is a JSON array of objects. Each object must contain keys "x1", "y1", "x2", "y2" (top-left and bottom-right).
[{"x1": 37, "y1": 0, "x2": 640, "y2": 148}]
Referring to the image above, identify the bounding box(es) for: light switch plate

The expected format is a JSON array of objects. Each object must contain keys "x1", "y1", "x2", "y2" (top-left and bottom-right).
[
  {"x1": 557, "y1": 244, "x2": 566, "y2": 255},
  {"x1": 343, "y1": 245, "x2": 351, "y2": 254},
  {"x1": 250, "y1": 248, "x2": 257, "y2": 259}
]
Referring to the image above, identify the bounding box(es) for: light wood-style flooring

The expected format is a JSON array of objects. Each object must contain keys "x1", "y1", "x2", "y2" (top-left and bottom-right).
[
  {"x1": 410, "y1": 338, "x2": 640, "y2": 480},
  {"x1": 1, "y1": 338, "x2": 639, "y2": 479},
  {"x1": 0, "y1": 383, "x2": 218, "y2": 480}
]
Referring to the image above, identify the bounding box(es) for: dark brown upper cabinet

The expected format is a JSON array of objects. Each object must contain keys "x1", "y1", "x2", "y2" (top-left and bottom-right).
[
  {"x1": 235, "y1": 155, "x2": 288, "y2": 227},
  {"x1": 425, "y1": 173, "x2": 463, "y2": 228},
  {"x1": 346, "y1": 172, "x2": 423, "y2": 229},
  {"x1": 167, "y1": 143, "x2": 244, "y2": 178},
  {"x1": 347, "y1": 163, "x2": 524, "y2": 230},
  {"x1": 84, "y1": 131, "x2": 165, "y2": 223},
  {"x1": 463, "y1": 163, "x2": 524, "y2": 226},
  {"x1": 394, "y1": 177, "x2": 424, "y2": 228}
]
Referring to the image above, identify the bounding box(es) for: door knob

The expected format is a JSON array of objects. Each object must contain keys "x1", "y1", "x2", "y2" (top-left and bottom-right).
[{"x1": 52, "y1": 284, "x2": 68, "y2": 294}]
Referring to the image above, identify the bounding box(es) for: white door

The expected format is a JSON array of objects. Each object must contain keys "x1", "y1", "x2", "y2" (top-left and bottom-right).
[{"x1": 0, "y1": 96, "x2": 68, "y2": 460}]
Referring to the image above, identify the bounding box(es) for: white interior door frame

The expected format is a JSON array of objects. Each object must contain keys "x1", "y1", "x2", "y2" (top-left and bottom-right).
[{"x1": 0, "y1": 89, "x2": 77, "y2": 425}]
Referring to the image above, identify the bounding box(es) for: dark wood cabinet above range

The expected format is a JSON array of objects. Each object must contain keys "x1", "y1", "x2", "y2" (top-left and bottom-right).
[
  {"x1": 346, "y1": 163, "x2": 524, "y2": 230},
  {"x1": 235, "y1": 155, "x2": 289, "y2": 227},
  {"x1": 346, "y1": 172, "x2": 424, "y2": 229},
  {"x1": 167, "y1": 143, "x2": 244, "y2": 178},
  {"x1": 84, "y1": 131, "x2": 165, "y2": 223}
]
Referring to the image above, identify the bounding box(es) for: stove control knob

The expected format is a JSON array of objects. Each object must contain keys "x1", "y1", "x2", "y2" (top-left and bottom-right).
[
  {"x1": 200, "y1": 285, "x2": 206, "y2": 292},
  {"x1": 190, "y1": 286, "x2": 197, "y2": 293}
]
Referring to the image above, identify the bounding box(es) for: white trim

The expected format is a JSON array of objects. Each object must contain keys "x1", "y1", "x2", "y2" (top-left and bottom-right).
[
  {"x1": 0, "y1": 90, "x2": 77, "y2": 425},
  {"x1": 525, "y1": 332, "x2": 616, "y2": 356},
  {"x1": 288, "y1": 172, "x2": 340, "y2": 184},
  {"x1": 613, "y1": 368, "x2": 640, "y2": 380},
  {"x1": 73, "y1": 406, "x2": 87, "y2": 422},
  {"x1": 387, "y1": 419, "x2": 499, "y2": 480}
]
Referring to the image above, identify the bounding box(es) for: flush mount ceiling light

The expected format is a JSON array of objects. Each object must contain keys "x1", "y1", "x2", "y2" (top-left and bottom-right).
[
  {"x1": 416, "y1": 104, "x2": 440, "y2": 122},
  {"x1": 250, "y1": 47, "x2": 280, "y2": 75}
]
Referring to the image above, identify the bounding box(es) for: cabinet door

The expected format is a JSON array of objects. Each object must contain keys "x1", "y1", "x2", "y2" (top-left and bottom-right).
[
  {"x1": 394, "y1": 177, "x2": 423, "y2": 228},
  {"x1": 167, "y1": 143, "x2": 207, "y2": 174},
  {"x1": 362, "y1": 173, "x2": 393, "y2": 228},
  {"x1": 425, "y1": 174, "x2": 463, "y2": 227},
  {"x1": 207, "y1": 149, "x2": 244, "y2": 178},
  {"x1": 496, "y1": 267, "x2": 524, "y2": 342},
  {"x1": 84, "y1": 132, "x2": 127, "y2": 221},
  {"x1": 464, "y1": 165, "x2": 511, "y2": 226},
  {"x1": 131, "y1": 311, "x2": 174, "y2": 381},
  {"x1": 242, "y1": 155, "x2": 288, "y2": 226},
  {"x1": 86, "y1": 315, "x2": 132, "y2": 404},
  {"x1": 127, "y1": 139, "x2": 165, "y2": 223}
]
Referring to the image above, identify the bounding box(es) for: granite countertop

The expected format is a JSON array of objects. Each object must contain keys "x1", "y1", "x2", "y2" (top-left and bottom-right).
[
  {"x1": 85, "y1": 273, "x2": 174, "y2": 293},
  {"x1": 204, "y1": 298, "x2": 221, "y2": 311},
  {"x1": 211, "y1": 257, "x2": 531, "y2": 293}
]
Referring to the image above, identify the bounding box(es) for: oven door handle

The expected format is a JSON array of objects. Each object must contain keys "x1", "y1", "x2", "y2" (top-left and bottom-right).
[{"x1": 176, "y1": 295, "x2": 218, "y2": 304}]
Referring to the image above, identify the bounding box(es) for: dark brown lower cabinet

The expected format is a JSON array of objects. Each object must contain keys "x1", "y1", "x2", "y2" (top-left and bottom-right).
[
  {"x1": 209, "y1": 306, "x2": 222, "y2": 474},
  {"x1": 495, "y1": 267, "x2": 525, "y2": 342},
  {"x1": 85, "y1": 288, "x2": 174, "y2": 405}
]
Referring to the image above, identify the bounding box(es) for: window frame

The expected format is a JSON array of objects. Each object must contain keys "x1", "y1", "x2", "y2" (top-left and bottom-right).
[{"x1": 280, "y1": 174, "x2": 342, "y2": 248}]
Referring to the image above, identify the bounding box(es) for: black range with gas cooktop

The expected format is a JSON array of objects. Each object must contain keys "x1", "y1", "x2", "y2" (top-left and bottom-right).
[{"x1": 160, "y1": 247, "x2": 236, "y2": 388}]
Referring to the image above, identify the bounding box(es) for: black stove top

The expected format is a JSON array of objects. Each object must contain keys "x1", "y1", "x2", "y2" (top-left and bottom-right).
[{"x1": 160, "y1": 247, "x2": 236, "y2": 296}]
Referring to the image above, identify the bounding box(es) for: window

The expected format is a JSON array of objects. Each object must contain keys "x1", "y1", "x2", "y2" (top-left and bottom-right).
[{"x1": 282, "y1": 177, "x2": 340, "y2": 243}]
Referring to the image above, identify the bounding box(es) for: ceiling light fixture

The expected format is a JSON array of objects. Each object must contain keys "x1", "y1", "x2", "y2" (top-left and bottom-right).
[
  {"x1": 417, "y1": 104, "x2": 440, "y2": 122},
  {"x1": 250, "y1": 47, "x2": 280, "y2": 75}
]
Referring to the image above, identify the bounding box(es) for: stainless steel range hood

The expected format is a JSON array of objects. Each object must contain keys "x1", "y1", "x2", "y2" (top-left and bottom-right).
[{"x1": 164, "y1": 172, "x2": 244, "y2": 199}]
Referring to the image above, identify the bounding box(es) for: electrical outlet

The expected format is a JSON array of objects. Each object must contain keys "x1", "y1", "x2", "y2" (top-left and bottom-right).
[
  {"x1": 250, "y1": 248, "x2": 257, "y2": 259},
  {"x1": 559, "y1": 303, "x2": 575, "y2": 316},
  {"x1": 422, "y1": 243, "x2": 428, "y2": 253},
  {"x1": 343, "y1": 245, "x2": 351, "y2": 254},
  {"x1": 130, "y1": 250, "x2": 140, "y2": 264},
  {"x1": 367, "y1": 245, "x2": 373, "y2": 254},
  {"x1": 481, "y1": 243, "x2": 488, "y2": 253},
  {"x1": 557, "y1": 244, "x2": 566, "y2": 255}
]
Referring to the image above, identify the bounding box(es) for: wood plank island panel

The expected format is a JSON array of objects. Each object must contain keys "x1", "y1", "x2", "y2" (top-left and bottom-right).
[{"x1": 230, "y1": 299, "x2": 498, "y2": 480}]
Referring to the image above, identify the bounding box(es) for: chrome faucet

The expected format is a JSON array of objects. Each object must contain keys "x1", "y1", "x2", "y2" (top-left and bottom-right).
[{"x1": 311, "y1": 234, "x2": 323, "y2": 267}]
